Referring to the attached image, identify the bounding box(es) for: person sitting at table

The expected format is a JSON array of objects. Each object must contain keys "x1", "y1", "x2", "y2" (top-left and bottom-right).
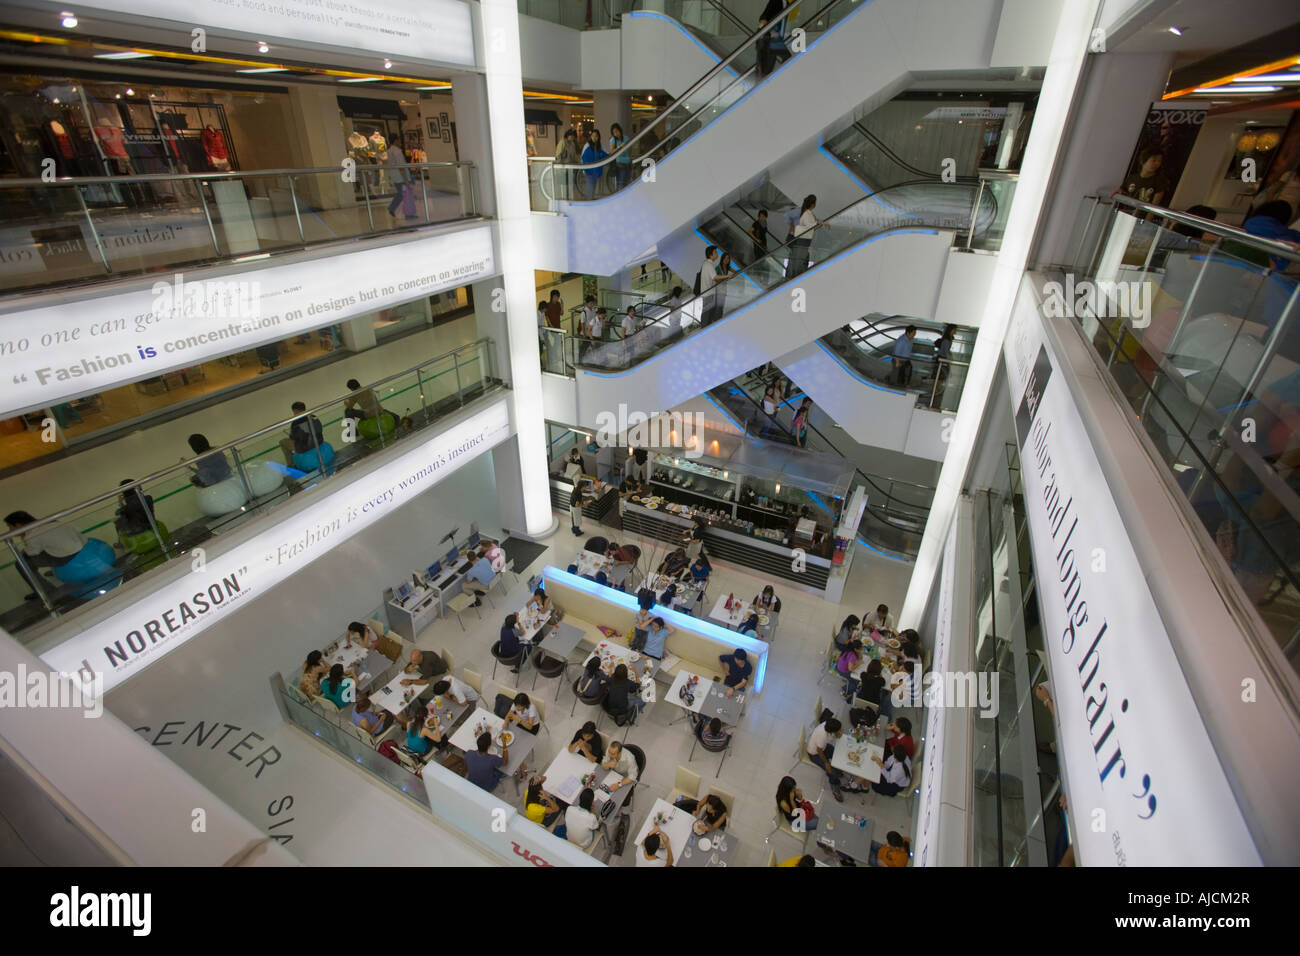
[
  {"x1": 400, "y1": 647, "x2": 448, "y2": 687},
  {"x1": 688, "y1": 553, "x2": 711, "y2": 584},
  {"x1": 836, "y1": 639, "x2": 865, "y2": 700},
  {"x1": 776, "y1": 775, "x2": 818, "y2": 832},
  {"x1": 900, "y1": 634, "x2": 923, "y2": 670},
  {"x1": 868, "y1": 745, "x2": 912, "y2": 797},
  {"x1": 834, "y1": 614, "x2": 861, "y2": 650},
  {"x1": 504, "y1": 692, "x2": 541, "y2": 735},
  {"x1": 464, "y1": 731, "x2": 508, "y2": 793},
  {"x1": 753, "y1": 585, "x2": 782, "y2": 614},
  {"x1": 637, "y1": 827, "x2": 673, "y2": 867},
  {"x1": 463, "y1": 548, "x2": 496, "y2": 607},
  {"x1": 610, "y1": 543, "x2": 640, "y2": 590},
  {"x1": 575, "y1": 658, "x2": 607, "y2": 699},
  {"x1": 642, "y1": 616, "x2": 672, "y2": 660},
  {"x1": 499, "y1": 613, "x2": 529, "y2": 672},
  {"x1": 568, "y1": 720, "x2": 605, "y2": 763},
  {"x1": 657, "y1": 547, "x2": 690, "y2": 580},
  {"x1": 402, "y1": 706, "x2": 442, "y2": 760},
  {"x1": 483, "y1": 539, "x2": 506, "y2": 573},
  {"x1": 565, "y1": 788, "x2": 601, "y2": 849},
  {"x1": 351, "y1": 695, "x2": 390, "y2": 737},
  {"x1": 526, "y1": 587, "x2": 554, "y2": 622},
  {"x1": 717, "y1": 648, "x2": 752, "y2": 697},
  {"x1": 870, "y1": 830, "x2": 911, "y2": 867},
  {"x1": 883, "y1": 717, "x2": 915, "y2": 759},
  {"x1": 863, "y1": 603, "x2": 896, "y2": 634},
  {"x1": 850, "y1": 658, "x2": 891, "y2": 724},
  {"x1": 431, "y1": 676, "x2": 478, "y2": 707},
  {"x1": 317, "y1": 663, "x2": 355, "y2": 708},
  {"x1": 524, "y1": 776, "x2": 563, "y2": 828},
  {"x1": 778, "y1": 855, "x2": 818, "y2": 867},
  {"x1": 584, "y1": 534, "x2": 610, "y2": 555},
  {"x1": 692, "y1": 793, "x2": 728, "y2": 833},
  {"x1": 694, "y1": 715, "x2": 731, "y2": 750},
  {"x1": 737, "y1": 610, "x2": 761, "y2": 638},
  {"x1": 630, "y1": 594, "x2": 655, "y2": 652},
  {"x1": 601, "y1": 740, "x2": 638, "y2": 792},
  {"x1": 808, "y1": 717, "x2": 845, "y2": 801},
  {"x1": 299, "y1": 650, "x2": 328, "y2": 700},
  {"x1": 602, "y1": 663, "x2": 640, "y2": 725},
  {"x1": 346, "y1": 620, "x2": 380, "y2": 650}
]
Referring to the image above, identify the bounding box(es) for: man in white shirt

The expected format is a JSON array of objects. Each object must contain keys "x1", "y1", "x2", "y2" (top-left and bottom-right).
[
  {"x1": 5, "y1": 513, "x2": 86, "y2": 564},
  {"x1": 565, "y1": 788, "x2": 601, "y2": 848},
  {"x1": 699, "y1": 245, "x2": 719, "y2": 324},
  {"x1": 589, "y1": 308, "x2": 606, "y2": 340},
  {"x1": 431, "y1": 676, "x2": 478, "y2": 707},
  {"x1": 580, "y1": 296, "x2": 597, "y2": 337},
  {"x1": 808, "y1": 717, "x2": 845, "y2": 800},
  {"x1": 637, "y1": 827, "x2": 673, "y2": 866},
  {"x1": 665, "y1": 286, "x2": 684, "y2": 336},
  {"x1": 620, "y1": 307, "x2": 640, "y2": 338},
  {"x1": 601, "y1": 740, "x2": 638, "y2": 790}
]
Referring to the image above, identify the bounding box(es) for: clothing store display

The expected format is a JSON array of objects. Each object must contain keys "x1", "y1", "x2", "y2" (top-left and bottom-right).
[{"x1": 201, "y1": 125, "x2": 230, "y2": 171}]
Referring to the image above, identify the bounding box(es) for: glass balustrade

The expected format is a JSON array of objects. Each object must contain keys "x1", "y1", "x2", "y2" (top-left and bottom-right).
[{"x1": 0, "y1": 339, "x2": 501, "y2": 640}]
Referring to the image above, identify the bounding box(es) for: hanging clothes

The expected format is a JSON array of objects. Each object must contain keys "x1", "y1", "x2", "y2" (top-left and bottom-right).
[{"x1": 201, "y1": 125, "x2": 230, "y2": 171}]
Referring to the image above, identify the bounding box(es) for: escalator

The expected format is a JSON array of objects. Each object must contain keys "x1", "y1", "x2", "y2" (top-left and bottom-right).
[
  {"x1": 537, "y1": 0, "x2": 1007, "y2": 275},
  {"x1": 572, "y1": 179, "x2": 995, "y2": 418},
  {"x1": 706, "y1": 373, "x2": 932, "y2": 558}
]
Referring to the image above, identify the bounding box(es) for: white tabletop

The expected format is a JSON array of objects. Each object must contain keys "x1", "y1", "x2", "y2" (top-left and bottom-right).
[
  {"x1": 640, "y1": 574, "x2": 703, "y2": 608},
  {"x1": 322, "y1": 639, "x2": 370, "y2": 672},
  {"x1": 584, "y1": 640, "x2": 658, "y2": 680},
  {"x1": 707, "y1": 596, "x2": 771, "y2": 632},
  {"x1": 516, "y1": 605, "x2": 550, "y2": 645},
  {"x1": 665, "y1": 671, "x2": 715, "y2": 714},
  {"x1": 831, "y1": 735, "x2": 885, "y2": 783},
  {"x1": 371, "y1": 676, "x2": 427, "y2": 716},
  {"x1": 633, "y1": 798, "x2": 696, "y2": 861},
  {"x1": 574, "y1": 549, "x2": 612, "y2": 577},
  {"x1": 448, "y1": 709, "x2": 535, "y2": 775},
  {"x1": 541, "y1": 749, "x2": 627, "y2": 809}
]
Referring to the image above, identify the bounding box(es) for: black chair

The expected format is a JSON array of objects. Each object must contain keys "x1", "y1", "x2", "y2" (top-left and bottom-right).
[
  {"x1": 623, "y1": 742, "x2": 648, "y2": 812},
  {"x1": 570, "y1": 677, "x2": 607, "y2": 727},
  {"x1": 532, "y1": 651, "x2": 567, "y2": 698},
  {"x1": 690, "y1": 717, "x2": 734, "y2": 777},
  {"x1": 490, "y1": 640, "x2": 523, "y2": 680},
  {"x1": 493, "y1": 693, "x2": 513, "y2": 719}
]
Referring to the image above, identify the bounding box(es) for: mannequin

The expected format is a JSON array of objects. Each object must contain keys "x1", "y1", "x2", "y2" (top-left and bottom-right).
[
  {"x1": 93, "y1": 113, "x2": 145, "y2": 207},
  {"x1": 201, "y1": 124, "x2": 230, "y2": 171}
]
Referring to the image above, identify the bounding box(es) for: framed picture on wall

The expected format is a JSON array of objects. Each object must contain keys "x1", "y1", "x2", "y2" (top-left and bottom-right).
[
  {"x1": 427, "y1": 118, "x2": 441, "y2": 137},
  {"x1": 441, "y1": 127, "x2": 452, "y2": 144},
  {"x1": 440, "y1": 112, "x2": 450, "y2": 126}
]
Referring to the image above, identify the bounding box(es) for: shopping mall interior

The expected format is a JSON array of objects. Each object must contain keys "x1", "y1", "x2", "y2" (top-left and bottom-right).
[{"x1": 0, "y1": 0, "x2": 1298, "y2": 871}]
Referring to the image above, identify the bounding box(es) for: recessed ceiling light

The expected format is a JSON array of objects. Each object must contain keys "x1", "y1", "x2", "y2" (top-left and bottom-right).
[
  {"x1": 1233, "y1": 73, "x2": 1300, "y2": 82},
  {"x1": 1167, "y1": 26, "x2": 1183, "y2": 36},
  {"x1": 340, "y1": 77, "x2": 383, "y2": 83},
  {"x1": 93, "y1": 50, "x2": 152, "y2": 59},
  {"x1": 383, "y1": 59, "x2": 393, "y2": 69},
  {"x1": 52, "y1": 97, "x2": 60, "y2": 103},
  {"x1": 60, "y1": 11, "x2": 78, "y2": 28},
  {"x1": 258, "y1": 41, "x2": 269, "y2": 53},
  {"x1": 236, "y1": 67, "x2": 288, "y2": 73},
  {"x1": 416, "y1": 86, "x2": 443, "y2": 90},
  {"x1": 1194, "y1": 85, "x2": 1280, "y2": 93}
]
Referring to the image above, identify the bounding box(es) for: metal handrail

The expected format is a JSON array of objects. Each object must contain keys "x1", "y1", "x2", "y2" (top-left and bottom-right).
[
  {"x1": 0, "y1": 161, "x2": 476, "y2": 188},
  {"x1": 576, "y1": 178, "x2": 991, "y2": 368},
  {"x1": 1111, "y1": 195, "x2": 1300, "y2": 264},
  {"x1": 535, "y1": 0, "x2": 854, "y2": 181},
  {"x1": 0, "y1": 337, "x2": 496, "y2": 545}
]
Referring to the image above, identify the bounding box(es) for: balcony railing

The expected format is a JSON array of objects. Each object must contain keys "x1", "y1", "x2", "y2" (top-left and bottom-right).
[
  {"x1": 0, "y1": 339, "x2": 502, "y2": 639},
  {"x1": 1062, "y1": 195, "x2": 1300, "y2": 677},
  {"x1": 0, "y1": 162, "x2": 479, "y2": 295}
]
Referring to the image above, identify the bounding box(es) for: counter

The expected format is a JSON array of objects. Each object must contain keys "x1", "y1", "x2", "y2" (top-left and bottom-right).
[{"x1": 549, "y1": 476, "x2": 619, "y2": 522}]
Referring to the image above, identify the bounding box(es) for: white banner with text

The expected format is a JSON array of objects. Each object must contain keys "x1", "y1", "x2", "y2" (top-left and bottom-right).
[
  {"x1": 41, "y1": 400, "x2": 511, "y2": 694},
  {"x1": 0, "y1": 226, "x2": 494, "y2": 415},
  {"x1": 1003, "y1": 282, "x2": 1258, "y2": 865}
]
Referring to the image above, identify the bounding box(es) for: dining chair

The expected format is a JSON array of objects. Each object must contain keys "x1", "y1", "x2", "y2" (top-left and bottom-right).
[
  {"x1": 490, "y1": 641, "x2": 523, "y2": 680},
  {"x1": 532, "y1": 696, "x2": 550, "y2": 737},
  {"x1": 462, "y1": 668, "x2": 484, "y2": 698},
  {"x1": 445, "y1": 591, "x2": 480, "y2": 631},
  {"x1": 766, "y1": 849, "x2": 779, "y2": 867},
  {"x1": 440, "y1": 648, "x2": 455, "y2": 675},
  {"x1": 570, "y1": 678, "x2": 607, "y2": 727},
  {"x1": 531, "y1": 650, "x2": 567, "y2": 697},
  {"x1": 666, "y1": 765, "x2": 701, "y2": 807}
]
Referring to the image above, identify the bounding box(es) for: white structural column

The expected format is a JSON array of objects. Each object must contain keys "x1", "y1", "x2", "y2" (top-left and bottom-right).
[
  {"x1": 901, "y1": 0, "x2": 1103, "y2": 623},
  {"x1": 464, "y1": 0, "x2": 554, "y2": 537}
]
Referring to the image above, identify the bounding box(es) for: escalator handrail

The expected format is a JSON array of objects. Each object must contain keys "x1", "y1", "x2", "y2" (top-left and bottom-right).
[
  {"x1": 847, "y1": 122, "x2": 983, "y2": 185},
  {"x1": 715, "y1": 381, "x2": 936, "y2": 517},
  {"x1": 531, "y1": 0, "x2": 858, "y2": 183},
  {"x1": 574, "y1": 178, "x2": 992, "y2": 369}
]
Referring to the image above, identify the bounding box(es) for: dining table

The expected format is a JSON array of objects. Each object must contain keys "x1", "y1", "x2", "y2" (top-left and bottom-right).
[
  {"x1": 540, "y1": 748, "x2": 634, "y2": 814},
  {"x1": 632, "y1": 798, "x2": 699, "y2": 864},
  {"x1": 665, "y1": 671, "x2": 745, "y2": 723},
  {"x1": 818, "y1": 811, "x2": 876, "y2": 865},
  {"x1": 573, "y1": 548, "x2": 613, "y2": 578},
  {"x1": 707, "y1": 595, "x2": 773, "y2": 639},
  {"x1": 447, "y1": 708, "x2": 536, "y2": 777},
  {"x1": 584, "y1": 640, "x2": 660, "y2": 682},
  {"x1": 830, "y1": 732, "x2": 886, "y2": 784}
]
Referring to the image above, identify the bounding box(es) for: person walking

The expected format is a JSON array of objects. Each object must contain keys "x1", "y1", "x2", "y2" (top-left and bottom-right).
[
  {"x1": 609, "y1": 122, "x2": 631, "y2": 192},
  {"x1": 580, "y1": 127, "x2": 608, "y2": 200},
  {"x1": 555, "y1": 128, "x2": 582, "y2": 199},
  {"x1": 698, "y1": 245, "x2": 720, "y2": 325},
  {"x1": 931, "y1": 323, "x2": 956, "y2": 407},
  {"x1": 385, "y1": 144, "x2": 410, "y2": 218}
]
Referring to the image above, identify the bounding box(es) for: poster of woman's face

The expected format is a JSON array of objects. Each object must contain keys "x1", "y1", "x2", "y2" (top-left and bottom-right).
[{"x1": 1119, "y1": 103, "x2": 1207, "y2": 206}]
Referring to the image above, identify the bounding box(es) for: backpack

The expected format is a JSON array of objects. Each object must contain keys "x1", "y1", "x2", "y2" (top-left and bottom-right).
[
  {"x1": 611, "y1": 814, "x2": 630, "y2": 856},
  {"x1": 693, "y1": 270, "x2": 702, "y2": 296}
]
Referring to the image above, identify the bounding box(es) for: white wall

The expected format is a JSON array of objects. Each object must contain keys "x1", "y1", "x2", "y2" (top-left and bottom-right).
[
  {"x1": 934, "y1": 250, "x2": 997, "y2": 329},
  {"x1": 991, "y1": 0, "x2": 1064, "y2": 65},
  {"x1": 519, "y1": 13, "x2": 583, "y2": 86},
  {"x1": 572, "y1": 229, "x2": 953, "y2": 420},
  {"x1": 557, "y1": 0, "x2": 1002, "y2": 275}
]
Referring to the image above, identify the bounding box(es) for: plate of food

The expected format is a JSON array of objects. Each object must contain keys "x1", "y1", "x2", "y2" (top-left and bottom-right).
[
  {"x1": 847, "y1": 751, "x2": 862, "y2": 765},
  {"x1": 758, "y1": 614, "x2": 770, "y2": 625},
  {"x1": 693, "y1": 820, "x2": 709, "y2": 835},
  {"x1": 698, "y1": 837, "x2": 712, "y2": 851},
  {"x1": 887, "y1": 638, "x2": 901, "y2": 648},
  {"x1": 499, "y1": 731, "x2": 514, "y2": 746},
  {"x1": 646, "y1": 502, "x2": 658, "y2": 509}
]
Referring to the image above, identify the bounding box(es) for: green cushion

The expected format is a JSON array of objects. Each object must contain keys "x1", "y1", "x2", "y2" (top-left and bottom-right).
[{"x1": 358, "y1": 411, "x2": 397, "y2": 440}]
